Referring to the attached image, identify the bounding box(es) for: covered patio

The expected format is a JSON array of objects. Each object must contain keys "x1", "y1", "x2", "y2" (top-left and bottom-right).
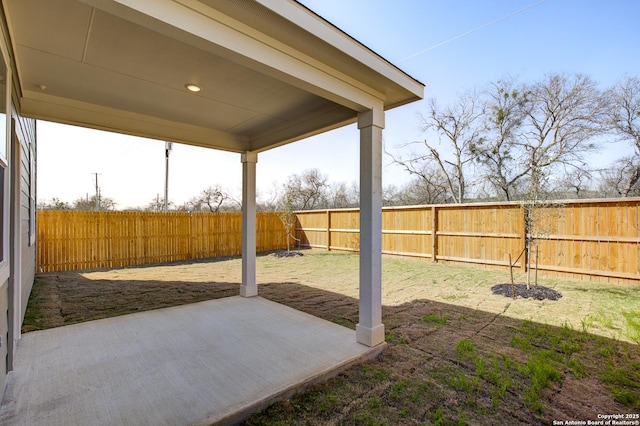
[
  {"x1": 0, "y1": 296, "x2": 383, "y2": 425},
  {"x1": 1, "y1": 0, "x2": 423, "y2": 423},
  {"x1": 6, "y1": 0, "x2": 422, "y2": 346}
]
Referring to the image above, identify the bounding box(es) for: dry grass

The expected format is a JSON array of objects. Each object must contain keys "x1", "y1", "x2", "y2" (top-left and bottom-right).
[{"x1": 24, "y1": 249, "x2": 640, "y2": 425}]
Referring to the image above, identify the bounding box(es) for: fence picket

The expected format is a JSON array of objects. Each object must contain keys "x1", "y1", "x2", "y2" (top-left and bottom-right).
[
  {"x1": 293, "y1": 199, "x2": 640, "y2": 284},
  {"x1": 37, "y1": 211, "x2": 288, "y2": 272}
]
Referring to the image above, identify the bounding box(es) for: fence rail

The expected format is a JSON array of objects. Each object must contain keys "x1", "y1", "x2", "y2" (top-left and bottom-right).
[
  {"x1": 295, "y1": 199, "x2": 640, "y2": 284},
  {"x1": 37, "y1": 211, "x2": 288, "y2": 272}
]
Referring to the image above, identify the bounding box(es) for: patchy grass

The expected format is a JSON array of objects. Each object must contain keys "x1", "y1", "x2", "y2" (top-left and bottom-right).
[
  {"x1": 622, "y1": 310, "x2": 640, "y2": 344},
  {"x1": 22, "y1": 249, "x2": 640, "y2": 424},
  {"x1": 422, "y1": 311, "x2": 449, "y2": 325}
]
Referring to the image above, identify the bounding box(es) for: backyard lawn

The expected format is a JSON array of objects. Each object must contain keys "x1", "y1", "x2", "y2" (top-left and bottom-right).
[{"x1": 23, "y1": 249, "x2": 640, "y2": 425}]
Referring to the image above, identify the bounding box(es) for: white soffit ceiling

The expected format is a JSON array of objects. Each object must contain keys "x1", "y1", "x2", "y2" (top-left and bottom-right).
[{"x1": 4, "y1": 0, "x2": 423, "y2": 153}]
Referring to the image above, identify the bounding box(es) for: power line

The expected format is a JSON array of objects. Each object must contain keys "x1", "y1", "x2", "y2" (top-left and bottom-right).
[{"x1": 395, "y1": 0, "x2": 549, "y2": 64}]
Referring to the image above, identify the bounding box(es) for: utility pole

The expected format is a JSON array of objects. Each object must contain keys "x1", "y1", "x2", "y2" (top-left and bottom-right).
[
  {"x1": 164, "y1": 142, "x2": 172, "y2": 213},
  {"x1": 92, "y1": 173, "x2": 101, "y2": 211}
]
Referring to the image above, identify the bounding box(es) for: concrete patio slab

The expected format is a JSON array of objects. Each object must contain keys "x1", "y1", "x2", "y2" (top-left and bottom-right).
[{"x1": 0, "y1": 296, "x2": 383, "y2": 426}]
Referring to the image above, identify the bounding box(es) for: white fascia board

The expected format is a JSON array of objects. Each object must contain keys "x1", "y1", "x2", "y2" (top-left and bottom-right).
[
  {"x1": 21, "y1": 91, "x2": 250, "y2": 152},
  {"x1": 82, "y1": 0, "x2": 386, "y2": 112},
  {"x1": 258, "y1": 0, "x2": 424, "y2": 99}
]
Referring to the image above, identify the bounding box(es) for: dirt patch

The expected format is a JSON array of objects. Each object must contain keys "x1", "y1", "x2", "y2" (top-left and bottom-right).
[
  {"x1": 22, "y1": 250, "x2": 640, "y2": 425},
  {"x1": 491, "y1": 283, "x2": 563, "y2": 301},
  {"x1": 26, "y1": 270, "x2": 239, "y2": 331},
  {"x1": 273, "y1": 251, "x2": 304, "y2": 258}
]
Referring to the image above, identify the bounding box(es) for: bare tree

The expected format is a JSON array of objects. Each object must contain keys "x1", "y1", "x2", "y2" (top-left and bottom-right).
[
  {"x1": 477, "y1": 73, "x2": 608, "y2": 288},
  {"x1": 386, "y1": 169, "x2": 452, "y2": 206},
  {"x1": 280, "y1": 169, "x2": 330, "y2": 210},
  {"x1": 276, "y1": 197, "x2": 300, "y2": 252},
  {"x1": 554, "y1": 168, "x2": 594, "y2": 199},
  {"x1": 599, "y1": 155, "x2": 640, "y2": 197},
  {"x1": 38, "y1": 197, "x2": 71, "y2": 210},
  {"x1": 607, "y1": 75, "x2": 640, "y2": 196},
  {"x1": 73, "y1": 194, "x2": 116, "y2": 211},
  {"x1": 185, "y1": 185, "x2": 238, "y2": 212},
  {"x1": 329, "y1": 181, "x2": 359, "y2": 208},
  {"x1": 201, "y1": 186, "x2": 230, "y2": 212},
  {"x1": 388, "y1": 147, "x2": 453, "y2": 203},
  {"x1": 146, "y1": 195, "x2": 174, "y2": 212},
  {"x1": 256, "y1": 182, "x2": 281, "y2": 212},
  {"x1": 472, "y1": 77, "x2": 530, "y2": 200},
  {"x1": 393, "y1": 93, "x2": 483, "y2": 203},
  {"x1": 520, "y1": 73, "x2": 609, "y2": 200},
  {"x1": 382, "y1": 184, "x2": 403, "y2": 206}
]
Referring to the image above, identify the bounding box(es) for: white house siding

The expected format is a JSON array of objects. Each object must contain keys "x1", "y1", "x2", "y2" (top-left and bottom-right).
[
  {"x1": 0, "y1": 78, "x2": 37, "y2": 397},
  {"x1": 16, "y1": 115, "x2": 36, "y2": 319},
  {"x1": 0, "y1": 281, "x2": 7, "y2": 392},
  {"x1": 0, "y1": 0, "x2": 38, "y2": 397},
  {"x1": 0, "y1": 111, "x2": 37, "y2": 394},
  {"x1": 0, "y1": 117, "x2": 36, "y2": 394}
]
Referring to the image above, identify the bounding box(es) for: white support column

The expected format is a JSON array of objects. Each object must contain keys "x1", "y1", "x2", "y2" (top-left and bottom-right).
[
  {"x1": 356, "y1": 108, "x2": 385, "y2": 347},
  {"x1": 240, "y1": 151, "x2": 258, "y2": 297}
]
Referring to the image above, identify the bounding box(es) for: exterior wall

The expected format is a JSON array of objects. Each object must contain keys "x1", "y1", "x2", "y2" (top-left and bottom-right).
[
  {"x1": 0, "y1": 7, "x2": 10, "y2": 394},
  {"x1": 0, "y1": 280, "x2": 7, "y2": 393},
  {"x1": 0, "y1": 4, "x2": 37, "y2": 396},
  {"x1": 0, "y1": 107, "x2": 37, "y2": 393},
  {"x1": 16, "y1": 114, "x2": 36, "y2": 319}
]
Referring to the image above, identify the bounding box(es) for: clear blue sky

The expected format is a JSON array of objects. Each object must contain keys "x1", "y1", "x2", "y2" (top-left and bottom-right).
[{"x1": 37, "y1": 0, "x2": 640, "y2": 209}]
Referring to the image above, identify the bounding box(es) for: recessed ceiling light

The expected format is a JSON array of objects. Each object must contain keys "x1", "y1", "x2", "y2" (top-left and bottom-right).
[{"x1": 184, "y1": 83, "x2": 201, "y2": 92}]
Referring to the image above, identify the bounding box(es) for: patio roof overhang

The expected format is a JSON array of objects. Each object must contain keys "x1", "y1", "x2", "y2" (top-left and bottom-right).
[
  {"x1": 4, "y1": 0, "x2": 424, "y2": 153},
  {"x1": 2, "y1": 0, "x2": 424, "y2": 349}
]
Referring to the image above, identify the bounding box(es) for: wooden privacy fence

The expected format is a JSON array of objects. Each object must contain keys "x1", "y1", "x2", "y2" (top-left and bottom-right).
[
  {"x1": 37, "y1": 211, "x2": 288, "y2": 272},
  {"x1": 295, "y1": 198, "x2": 640, "y2": 284},
  {"x1": 37, "y1": 199, "x2": 640, "y2": 283}
]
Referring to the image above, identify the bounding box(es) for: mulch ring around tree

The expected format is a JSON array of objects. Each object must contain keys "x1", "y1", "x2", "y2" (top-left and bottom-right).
[
  {"x1": 273, "y1": 251, "x2": 304, "y2": 258},
  {"x1": 491, "y1": 283, "x2": 563, "y2": 301}
]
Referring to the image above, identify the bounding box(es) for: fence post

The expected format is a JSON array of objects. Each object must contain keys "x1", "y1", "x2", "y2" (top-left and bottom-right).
[
  {"x1": 520, "y1": 203, "x2": 528, "y2": 272},
  {"x1": 431, "y1": 206, "x2": 438, "y2": 262},
  {"x1": 326, "y1": 209, "x2": 331, "y2": 251},
  {"x1": 188, "y1": 213, "x2": 193, "y2": 260}
]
